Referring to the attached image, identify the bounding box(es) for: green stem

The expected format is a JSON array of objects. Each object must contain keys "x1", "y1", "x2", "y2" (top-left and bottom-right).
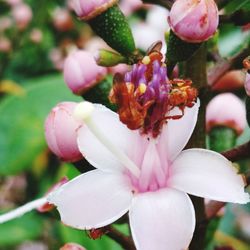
[{"x1": 184, "y1": 44, "x2": 208, "y2": 250}]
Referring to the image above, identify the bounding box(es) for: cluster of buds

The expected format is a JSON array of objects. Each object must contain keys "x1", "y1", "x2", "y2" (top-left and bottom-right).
[{"x1": 109, "y1": 43, "x2": 198, "y2": 137}]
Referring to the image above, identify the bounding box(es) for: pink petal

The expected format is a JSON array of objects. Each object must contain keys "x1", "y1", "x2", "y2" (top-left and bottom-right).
[
  {"x1": 129, "y1": 188, "x2": 195, "y2": 250},
  {"x1": 48, "y1": 170, "x2": 133, "y2": 230},
  {"x1": 158, "y1": 100, "x2": 200, "y2": 162},
  {"x1": 77, "y1": 104, "x2": 139, "y2": 173},
  {"x1": 169, "y1": 149, "x2": 250, "y2": 203}
]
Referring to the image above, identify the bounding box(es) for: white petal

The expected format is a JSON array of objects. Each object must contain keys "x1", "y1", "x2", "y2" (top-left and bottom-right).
[
  {"x1": 129, "y1": 188, "x2": 195, "y2": 250},
  {"x1": 169, "y1": 149, "x2": 250, "y2": 204},
  {"x1": 48, "y1": 170, "x2": 133, "y2": 230},
  {"x1": 77, "y1": 104, "x2": 139, "y2": 173},
  {"x1": 158, "y1": 100, "x2": 200, "y2": 162}
]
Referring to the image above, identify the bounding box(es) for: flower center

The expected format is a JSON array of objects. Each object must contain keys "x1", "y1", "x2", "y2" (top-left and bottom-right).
[{"x1": 109, "y1": 50, "x2": 198, "y2": 137}]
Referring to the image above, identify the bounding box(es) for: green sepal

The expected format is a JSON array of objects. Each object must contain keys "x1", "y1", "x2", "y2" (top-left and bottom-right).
[
  {"x1": 88, "y1": 5, "x2": 136, "y2": 56},
  {"x1": 96, "y1": 49, "x2": 127, "y2": 67},
  {"x1": 166, "y1": 31, "x2": 202, "y2": 72},
  {"x1": 82, "y1": 75, "x2": 116, "y2": 111},
  {"x1": 246, "y1": 96, "x2": 250, "y2": 127},
  {"x1": 208, "y1": 126, "x2": 237, "y2": 152}
]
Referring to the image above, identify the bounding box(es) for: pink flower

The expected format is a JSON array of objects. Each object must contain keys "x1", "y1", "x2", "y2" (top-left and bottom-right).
[
  {"x1": 245, "y1": 72, "x2": 250, "y2": 96},
  {"x1": 48, "y1": 101, "x2": 249, "y2": 250},
  {"x1": 60, "y1": 243, "x2": 86, "y2": 250},
  {"x1": 71, "y1": 0, "x2": 117, "y2": 20},
  {"x1": 52, "y1": 8, "x2": 74, "y2": 32},
  {"x1": 168, "y1": 0, "x2": 219, "y2": 43},
  {"x1": 206, "y1": 93, "x2": 247, "y2": 135},
  {"x1": 63, "y1": 50, "x2": 107, "y2": 95},
  {"x1": 12, "y1": 3, "x2": 33, "y2": 30},
  {"x1": 45, "y1": 102, "x2": 83, "y2": 162}
]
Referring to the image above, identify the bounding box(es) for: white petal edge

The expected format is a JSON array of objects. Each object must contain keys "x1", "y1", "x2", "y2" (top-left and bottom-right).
[
  {"x1": 158, "y1": 99, "x2": 200, "y2": 162},
  {"x1": 48, "y1": 170, "x2": 133, "y2": 230},
  {"x1": 169, "y1": 149, "x2": 250, "y2": 204},
  {"x1": 77, "y1": 104, "x2": 140, "y2": 173},
  {"x1": 129, "y1": 188, "x2": 196, "y2": 250}
]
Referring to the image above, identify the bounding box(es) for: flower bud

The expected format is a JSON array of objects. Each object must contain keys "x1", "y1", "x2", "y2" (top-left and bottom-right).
[
  {"x1": 245, "y1": 72, "x2": 250, "y2": 96},
  {"x1": 206, "y1": 93, "x2": 246, "y2": 135},
  {"x1": 60, "y1": 243, "x2": 86, "y2": 250},
  {"x1": 168, "y1": 0, "x2": 219, "y2": 43},
  {"x1": 0, "y1": 37, "x2": 11, "y2": 52},
  {"x1": 63, "y1": 50, "x2": 107, "y2": 94},
  {"x1": 52, "y1": 8, "x2": 74, "y2": 32},
  {"x1": 45, "y1": 102, "x2": 83, "y2": 162},
  {"x1": 119, "y1": 0, "x2": 143, "y2": 16},
  {"x1": 30, "y1": 28, "x2": 43, "y2": 44},
  {"x1": 12, "y1": 3, "x2": 33, "y2": 30},
  {"x1": 72, "y1": 0, "x2": 116, "y2": 20}
]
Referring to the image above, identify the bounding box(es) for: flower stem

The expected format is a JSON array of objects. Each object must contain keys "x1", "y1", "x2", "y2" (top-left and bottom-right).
[
  {"x1": 0, "y1": 197, "x2": 47, "y2": 224},
  {"x1": 184, "y1": 44, "x2": 208, "y2": 250}
]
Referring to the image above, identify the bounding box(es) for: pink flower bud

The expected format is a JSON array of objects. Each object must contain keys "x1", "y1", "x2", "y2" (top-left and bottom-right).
[
  {"x1": 60, "y1": 243, "x2": 86, "y2": 250},
  {"x1": 45, "y1": 102, "x2": 83, "y2": 162},
  {"x1": 119, "y1": 0, "x2": 143, "y2": 16},
  {"x1": 30, "y1": 28, "x2": 43, "y2": 44},
  {"x1": 5, "y1": 0, "x2": 22, "y2": 6},
  {"x1": 63, "y1": 50, "x2": 107, "y2": 94},
  {"x1": 168, "y1": 0, "x2": 219, "y2": 43},
  {"x1": 52, "y1": 8, "x2": 74, "y2": 32},
  {"x1": 206, "y1": 93, "x2": 246, "y2": 135},
  {"x1": 0, "y1": 37, "x2": 11, "y2": 52},
  {"x1": 0, "y1": 17, "x2": 12, "y2": 32},
  {"x1": 71, "y1": 0, "x2": 117, "y2": 20},
  {"x1": 245, "y1": 72, "x2": 250, "y2": 96},
  {"x1": 12, "y1": 3, "x2": 33, "y2": 30}
]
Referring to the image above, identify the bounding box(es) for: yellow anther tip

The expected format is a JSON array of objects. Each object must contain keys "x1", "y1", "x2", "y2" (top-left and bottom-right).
[
  {"x1": 142, "y1": 56, "x2": 151, "y2": 65},
  {"x1": 138, "y1": 83, "x2": 147, "y2": 94},
  {"x1": 74, "y1": 101, "x2": 94, "y2": 123}
]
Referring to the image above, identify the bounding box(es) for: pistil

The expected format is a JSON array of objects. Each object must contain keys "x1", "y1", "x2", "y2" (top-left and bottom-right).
[{"x1": 74, "y1": 102, "x2": 141, "y2": 178}]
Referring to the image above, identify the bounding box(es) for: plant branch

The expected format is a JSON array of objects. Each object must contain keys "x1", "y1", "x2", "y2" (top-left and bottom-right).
[
  {"x1": 221, "y1": 140, "x2": 250, "y2": 162},
  {"x1": 207, "y1": 48, "x2": 250, "y2": 86},
  {"x1": 184, "y1": 44, "x2": 208, "y2": 250},
  {"x1": 106, "y1": 226, "x2": 136, "y2": 250}
]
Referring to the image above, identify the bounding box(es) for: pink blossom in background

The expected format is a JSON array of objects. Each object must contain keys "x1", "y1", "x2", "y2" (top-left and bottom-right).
[
  {"x1": 48, "y1": 101, "x2": 249, "y2": 250},
  {"x1": 12, "y1": 3, "x2": 33, "y2": 30},
  {"x1": 206, "y1": 93, "x2": 247, "y2": 135},
  {"x1": 0, "y1": 37, "x2": 11, "y2": 52},
  {"x1": 245, "y1": 72, "x2": 250, "y2": 96}
]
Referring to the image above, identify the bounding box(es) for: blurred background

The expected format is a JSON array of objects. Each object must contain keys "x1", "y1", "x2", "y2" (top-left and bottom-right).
[{"x1": 0, "y1": 0, "x2": 250, "y2": 249}]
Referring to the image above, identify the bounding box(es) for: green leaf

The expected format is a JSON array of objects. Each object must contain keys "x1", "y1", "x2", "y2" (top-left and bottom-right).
[
  {"x1": 224, "y1": 0, "x2": 250, "y2": 14},
  {"x1": 0, "y1": 212, "x2": 43, "y2": 247},
  {"x1": 0, "y1": 74, "x2": 81, "y2": 175},
  {"x1": 218, "y1": 24, "x2": 250, "y2": 57}
]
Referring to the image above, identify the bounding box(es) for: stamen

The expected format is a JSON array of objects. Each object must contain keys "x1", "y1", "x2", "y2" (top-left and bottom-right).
[
  {"x1": 74, "y1": 102, "x2": 141, "y2": 178},
  {"x1": 142, "y1": 56, "x2": 150, "y2": 65},
  {"x1": 138, "y1": 83, "x2": 147, "y2": 94},
  {"x1": 0, "y1": 197, "x2": 47, "y2": 224}
]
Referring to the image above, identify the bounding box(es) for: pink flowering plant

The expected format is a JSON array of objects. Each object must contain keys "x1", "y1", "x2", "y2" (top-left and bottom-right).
[{"x1": 0, "y1": 0, "x2": 250, "y2": 250}]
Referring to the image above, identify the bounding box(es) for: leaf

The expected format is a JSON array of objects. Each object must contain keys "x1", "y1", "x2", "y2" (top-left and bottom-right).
[
  {"x1": 0, "y1": 212, "x2": 43, "y2": 247},
  {"x1": 218, "y1": 24, "x2": 250, "y2": 57},
  {"x1": 0, "y1": 74, "x2": 81, "y2": 175},
  {"x1": 224, "y1": 0, "x2": 250, "y2": 14}
]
